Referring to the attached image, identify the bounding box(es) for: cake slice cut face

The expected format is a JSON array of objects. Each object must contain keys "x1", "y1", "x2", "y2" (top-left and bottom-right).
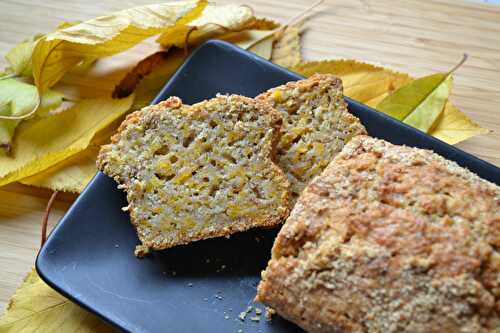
[
  {"x1": 97, "y1": 95, "x2": 290, "y2": 255},
  {"x1": 256, "y1": 74, "x2": 367, "y2": 201}
]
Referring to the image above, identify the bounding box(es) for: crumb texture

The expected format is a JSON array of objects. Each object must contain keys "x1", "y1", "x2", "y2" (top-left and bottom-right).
[
  {"x1": 97, "y1": 95, "x2": 290, "y2": 253},
  {"x1": 256, "y1": 74, "x2": 366, "y2": 202},
  {"x1": 257, "y1": 135, "x2": 500, "y2": 333}
]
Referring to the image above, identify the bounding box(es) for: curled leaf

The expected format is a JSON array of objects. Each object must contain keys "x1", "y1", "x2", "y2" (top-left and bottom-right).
[
  {"x1": 32, "y1": 0, "x2": 207, "y2": 93},
  {"x1": 247, "y1": 17, "x2": 280, "y2": 30},
  {"x1": 430, "y1": 102, "x2": 489, "y2": 145},
  {"x1": 0, "y1": 79, "x2": 63, "y2": 152},
  {"x1": 4, "y1": 21, "x2": 83, "y2": 78},
  {"x1": 0, "y1": 269, "x2": 116, "y2": 332},
  {"x1": 291, "y1": 60, "x2": 412, "y2": 107},
  {"x1": 5, "y1": 34, "x2": 44, "y2": 77},
  {"x1": 132, "y1": 49, "x2": 187, "y2": 110},
  {"x1": 0, "y1": 95, "x2": 133, "y2": 187},
  {"x1": 157, "y1": 3, "x2": 254, "y2": 48},
  {"x1": 113, "y1": 51, "x2": 169, "y2": 98}
]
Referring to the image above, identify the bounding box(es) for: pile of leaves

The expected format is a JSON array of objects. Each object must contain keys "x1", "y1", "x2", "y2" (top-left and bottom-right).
[{"x1": 0, "y1": 1, "x2": 489, "y2": 331}]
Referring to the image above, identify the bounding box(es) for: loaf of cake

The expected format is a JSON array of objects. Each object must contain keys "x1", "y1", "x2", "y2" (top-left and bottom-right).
[
  {"x1": 256, "y1": 135, "x2": 500, "y2": 333},
  {"x1": 97, "y1": 95, "x2": 290, "y2": 256}
]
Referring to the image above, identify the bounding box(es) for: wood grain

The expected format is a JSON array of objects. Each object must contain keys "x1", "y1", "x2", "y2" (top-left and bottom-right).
[{"x1": 0, "y1": 0, "x2": 499, "y2": 312}]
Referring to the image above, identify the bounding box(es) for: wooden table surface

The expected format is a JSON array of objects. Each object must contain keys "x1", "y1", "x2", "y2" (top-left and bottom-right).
[{"x1": 0, "y1": 0, "x2": 499, "y2": 312}]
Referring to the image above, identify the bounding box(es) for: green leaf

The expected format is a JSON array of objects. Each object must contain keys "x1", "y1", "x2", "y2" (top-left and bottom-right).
[
  {"x1": 5, "y1": 34, "x2": 44, "y2": 77},
  {"x1": 377, "y1": 72, "x2": 452, "y2": 132},
  {"x1": 0, "y1": 79, "x2": 64, "y2": 151},
  {"x1": 0, "y1": 95, "x2": 134, "y2": 186},
  {"x1": 377, "y1": 55, "x2": 467, "y2": 133}
]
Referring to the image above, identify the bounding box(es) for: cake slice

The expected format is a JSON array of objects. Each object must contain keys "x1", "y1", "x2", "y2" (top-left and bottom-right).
[
  {"x1": 256, "y1": 74, "x2": 367, "y2": 201},
  {"x1": 256, "y1": 136, "x2": 500, "y2": 333},
  {"x1": 97, "y1": 95, "x2": 290, "y2": 256}
]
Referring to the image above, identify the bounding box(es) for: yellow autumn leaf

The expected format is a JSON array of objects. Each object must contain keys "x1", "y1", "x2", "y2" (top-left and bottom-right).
[
  {"x1": 291, "y1": 59, "x2": 412, "y2": 107},
  {"x1": 20, "y1": 116, "x2": 125, "y2": 193},
  {"x1": 271, "y1": 21, "x2": 304, "y2": 68},
  {"x1": 32, "y1": 1, "x2": 207, "y2": 93},
  {"x1": 20, "y1": 145, "x2": 99, "y2": 193},
  {"x1": 3, "y1": 22, "x2": 78, "y2": 77},
  {"x1": 0, "y1": 95, "x2": 133, "y2": 187},
  {"x1": 430, "y1": 102, "x2": 490, "y2": 145},
  {"x1": 157, "y1": 3, "x2": 254, "y2": 48},
  {"x1": 4, "y1": 34, "x2": 44, "y2": 77},
  {"x1": 0, "y1": 79, "x2": 64, "y2": 152},
  {"x1": 0, "y1": 269, "x2": 116, "y2": 333},
  {"x1": 377, "y1": 72, "x2": 453, "y2": 132}
]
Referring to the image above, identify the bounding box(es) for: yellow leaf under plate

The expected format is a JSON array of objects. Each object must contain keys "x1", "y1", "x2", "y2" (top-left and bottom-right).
[
  {"x1": 20, "y1": 116, "x2": 126, "y2": 193},
  {"x1": 32, "y1": 0, "x2": 207, "y2": 93},
  {"x1": 0, "y1": 269, "x2": 116, "y2": 332},
  {"x1": 430, "y1": 102, "x2": 490, "y2": 145},
  {"x1": 291, "y1": 60, "x2": 412, "y2": 107},
  {"x1": 377, "y1": 72, "x2": 453, "y2": 132},
  {"x1": 20, "y1": 145, "x2": 99, "y2": 193},
  {"x1": 157, "y1": 3, "x2": 254, "y2": 48},
  {"x1": 271, "y1": 21, "x2": 304, "y2": 68},
  {"x1": 0, "y1": 95, "x2": 133, "y2": 187}
]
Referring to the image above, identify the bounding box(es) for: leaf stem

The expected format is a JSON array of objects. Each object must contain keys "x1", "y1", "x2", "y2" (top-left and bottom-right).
[
  {"x1": 449, "y1": 53, "x2": 468, "y2": 74},
  {"x1": 284, "y1": 0, "x2": 325, "y2": 29},
  {"x1": 0, "y1": 73, "x2": 19, "y2": 81},
  {"x1": 41, "y1": 191, "x2": 59, "y2": 248}
]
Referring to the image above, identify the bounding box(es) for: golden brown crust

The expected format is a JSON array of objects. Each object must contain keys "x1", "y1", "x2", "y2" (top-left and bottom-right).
[
  {"x1": 97, "y1": 95, "x2": 290, "y2": 254},
  {"x1": 257, "y1": 135, "x2": 500, "y2": 333}
]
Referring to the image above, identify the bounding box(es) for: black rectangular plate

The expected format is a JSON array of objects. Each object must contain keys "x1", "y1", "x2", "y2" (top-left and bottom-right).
[{"x1": 36, "y1": 40, "x2": 500, "y2": 333}]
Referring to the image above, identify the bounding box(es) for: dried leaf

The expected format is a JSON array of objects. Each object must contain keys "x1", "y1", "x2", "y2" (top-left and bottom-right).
[
  {"x1": 377, "y1": 72, "x2": 452, "y2": 132},
  {"x1": 0, "y1": 95, "x2": 133, "y2": 187},
  {"x1": 113, "y1": 51, "x2": 169, "y2": 98},
  {"x1": 157, "y1": 3, "x2": 254, "y2": 48},
  {"x1": 0, "y1": 79, "x2": 63, "y2": 151},
  {"x1": 430, "y1": 102, "x2": 489, "y2": 144},
  {"x1": 32, "y1": 1, "x2": 207, "y2": 93},
  {"x1": 113, "y1": 4, "x2": 254, "y2": 100},
  {"x1": 132, "y1": 49, "x2": 187, "y2": 110},
  {"x1": 0, "y1": 269, "x2": 116, "y2": 332},
  {"x1": 271, "y1": 21, "x2": 304, "y2": 68},
  {"x1": 247, "y1": 17, "x2": 280, "y2": 30},
  {"x1": 20, "y1": 145, "x2": 99, "y2": 193},
  {"x1": 291, "y1": 60, "x2": 412, "y2": 107}
]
